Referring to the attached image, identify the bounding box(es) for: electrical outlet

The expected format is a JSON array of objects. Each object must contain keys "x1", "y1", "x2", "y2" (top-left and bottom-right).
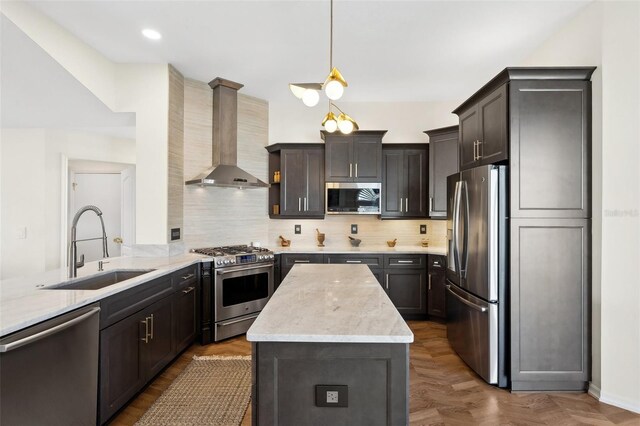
[
  {"x1": 294, "y1": 224, "x2": 301, "y2": 234},
  {"x1": 170, "y1": 228, "x2": 181, "y2": 241},
  {"x1": 351, "y1": 224, "x2": 358, "y2": 234},
  {"x1": 420, "y1": 224, "x2": 427, "y2": 234},
  {"x1": 315, "y1": 385, "x2": 348, "y2": 407}
]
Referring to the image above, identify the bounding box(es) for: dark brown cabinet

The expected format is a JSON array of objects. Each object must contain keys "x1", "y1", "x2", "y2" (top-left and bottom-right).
[
  {"x1": 99, "y1": 266, "x2": 200, "y2": 424},
  {"x1": 427, "y1": 255, "x2": 446, "y2": 319},
  {"x1": 425, "y1": 126, "x2": 459, "y2": 218},
  {"x1": 322, "y1": 131, "x2": 386, "y2": 182},
  {"x1": 266, "y1": 144, "x2": 325, "y2": 219},
  {"x1": 99, "y1": 295, "x2": 174, "y2": 423},
  {"x1": 280, "y1": 253, "x2": 324, "y2": 282},
  {"x1": 381, "y1": 145, "x2": 428, "y2": 218},
  {"x1": 325, "y1": 253, "x2": 384, "y2": 286},
  {"x1": 383, "y1": 255, "x2": 428, "y2": 318},
  {"x1": 456, "y1": 84, "x2": 508, "y2": 171}
]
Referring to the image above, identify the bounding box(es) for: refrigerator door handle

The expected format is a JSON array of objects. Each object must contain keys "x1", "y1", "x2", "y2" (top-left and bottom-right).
[
  {"x1": 446, "y1": 285, "x2": 488, "y2": 313},
  {"x1": 461, "y1": 180, "x2": 470, "y2": 277},
  {"x1": 452, "y1": 181, "x2": 461, "y2": 275}
]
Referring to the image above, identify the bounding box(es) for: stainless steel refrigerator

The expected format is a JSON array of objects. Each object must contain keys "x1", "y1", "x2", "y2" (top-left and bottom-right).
[{"x1": 446, "y1": 165, "x2": 508, "y2": 387}]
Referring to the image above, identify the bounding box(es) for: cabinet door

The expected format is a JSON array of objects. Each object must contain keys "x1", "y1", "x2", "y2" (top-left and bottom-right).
[
  {"x1": 353, "y1": 134, "x2": 382, "y2": 182},
  {"x1": 510, "y1": 80, "x2": 591, "y2": 218},
  {"x1": 143, "y1": 296, "x2": 175, "y2": 379},
  {"x1": 429, "y1": 130, "x2": 459, "y2": 218},
  {"x1": 174, "y1": 283, "x2": 197, "y2": 354},
  {"x1": 427, "y1": 269, "x2": 446, "y2": 319},
  {"x1": 404, "y1": 149, "x2": 428, "y2": 217},
  {"x1": 325, "y1": 137, "x2": 353, "y2": 182},
  {"x1": 382, "y1": 149, "x2": 404, "y2": 217},
  {"x1": 384, "y1": 270, "x2": 427, "y2": 315},
  {"x1": 510, "y1": 218, "x2": 590, "y2": 391},
  {"x1": 458, "y1": 105, "x2": 479, "y2": 171},
  {"x1": 302, "y1": 148, "x2": 325, "y2": 216},
  {"x1": 281, "y1": 149, "x2": 304, "y2": 215},
  {"x1": 478, "y1": 84, "x2": 508, "y2": 165},
  {"x1": 281, "y1": 254, "x2": 324, "y2": 281},
  {"x1": 99, "y1": 312, "x2": 145, "y2": 424}
]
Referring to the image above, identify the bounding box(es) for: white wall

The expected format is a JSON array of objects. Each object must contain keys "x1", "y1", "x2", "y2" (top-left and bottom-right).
[
  {"x1": 1, "y1": 3, "x2": 170, "y2": 245},
  {"x1": 522, "y1": 0, "x2": 640, "y2": 413},
  {"x1": 0, "y1": 128, "x2": 135, "y2": 279},
  {"x1": 269, "y1": 99, "x2": 461, "y2": 144}
]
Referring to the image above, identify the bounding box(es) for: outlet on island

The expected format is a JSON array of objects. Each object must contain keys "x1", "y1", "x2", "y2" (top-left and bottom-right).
[{"x1": 315, "y1": 385, "x2": 348, "y2": 407}]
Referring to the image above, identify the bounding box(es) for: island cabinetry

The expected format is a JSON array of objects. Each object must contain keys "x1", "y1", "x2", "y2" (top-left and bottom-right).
[
  {"x1": 383, "y1": 255, "x2": 427, "y2": 318},
  {"x1": 325, "y1": 254, "x2": 384, "y2": 285},
  {"x1": 280, "y1": 253, "x2": 324, "y2": 283},
  {"x1": 427, "y1": 255, "x2": 446, "y2": 319},
  {"x1": 425, "y1": 126, "x2": 459, "y2": 218},
  {"x1": 322, "y1": 131, "x2": 386, "y2": 182},
  {"x1": 381, "y1": 145, "x2": 428, "y2": 218},
  {"x1": 266, "y1": 144, "x2": 325, "y2": 219},
  {"x1": 456, "y1": 84, "x2": 508, "y2": 170},
  {"x1": 98, "y1": 265, "x2": 200, "y2": 424}
]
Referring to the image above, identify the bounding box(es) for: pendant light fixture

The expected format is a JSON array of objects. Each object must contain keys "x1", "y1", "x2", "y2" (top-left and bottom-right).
[{"x1": 288, "y1": 0, "x2": 358, "y2": 134}]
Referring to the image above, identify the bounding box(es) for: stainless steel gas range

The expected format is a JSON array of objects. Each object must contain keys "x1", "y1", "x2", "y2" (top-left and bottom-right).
[{"x1": 192, "y1": 245, "x2": 275, "y2": 343}]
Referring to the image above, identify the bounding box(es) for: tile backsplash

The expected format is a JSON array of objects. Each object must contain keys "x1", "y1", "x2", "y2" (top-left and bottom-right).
[{"x1": 267, "y1": 216, "x2": 447, "y2": 249}]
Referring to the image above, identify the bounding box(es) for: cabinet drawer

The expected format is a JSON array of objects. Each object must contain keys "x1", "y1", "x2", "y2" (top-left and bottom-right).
[
  {"x1": 428, "y1": 255, "x2": 446, "y2": 270},
  {"x1": 384, "y1": 255, "x2": 426, "y2": 269},
  {"x1": 324, "y1": 254, "x2": 383, "y2": 268},
  {"x1": 100, "y1": 277, "x2": 173, "y2": 329},
  {"x1": 172, "y1": 265, "x2": 198, "y2": 290},
  {"x1": 281, "y1": 254, "x2": 324, "y2": 267}
]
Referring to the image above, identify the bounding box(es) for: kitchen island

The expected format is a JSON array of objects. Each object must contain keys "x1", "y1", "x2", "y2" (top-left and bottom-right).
[{"x1": 247, "y1": 264, "x2": 413, "y2": 426}]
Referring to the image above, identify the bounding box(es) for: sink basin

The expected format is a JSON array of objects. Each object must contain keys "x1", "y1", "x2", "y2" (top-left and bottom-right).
[{"x1": 44, "y1": 269, "x2": 156, "y2": 291}]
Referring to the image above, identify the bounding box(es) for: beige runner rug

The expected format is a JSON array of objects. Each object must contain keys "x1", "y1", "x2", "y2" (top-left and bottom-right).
[{"x1": 135, "y1": 355, "x2": 251, "y2": 426}]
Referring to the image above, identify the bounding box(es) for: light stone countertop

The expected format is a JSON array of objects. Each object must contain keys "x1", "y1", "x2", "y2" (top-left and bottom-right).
[
  {"x1": 273, "y1": 244, "x2": 447, "y2": 256},
  {"x1": 246, "y1": 264, "x2": 414, "y2": 344},
  {"x1": 0, "y1": 254, "x2": 210, "y2": 337}
]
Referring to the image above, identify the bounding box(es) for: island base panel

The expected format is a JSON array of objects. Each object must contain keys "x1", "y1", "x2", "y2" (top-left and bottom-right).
[{"x1": 252, "y1": 341, "x2": 409, "y2": 426}]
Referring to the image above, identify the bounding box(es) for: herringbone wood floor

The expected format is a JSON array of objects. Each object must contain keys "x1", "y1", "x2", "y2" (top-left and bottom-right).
[{"x1": 112, "y1": 321, "x2": 639, "y2": 425}]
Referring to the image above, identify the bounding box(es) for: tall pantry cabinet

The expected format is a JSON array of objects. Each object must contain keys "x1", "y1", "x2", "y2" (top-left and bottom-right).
[{"x1": 453, "y1": 67, "x2": 596, "y2": 391}]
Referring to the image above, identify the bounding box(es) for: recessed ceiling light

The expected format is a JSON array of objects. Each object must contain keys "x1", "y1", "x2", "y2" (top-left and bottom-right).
[{"x1": 142, "y1": 29, "x2": 162, "y2": 40}]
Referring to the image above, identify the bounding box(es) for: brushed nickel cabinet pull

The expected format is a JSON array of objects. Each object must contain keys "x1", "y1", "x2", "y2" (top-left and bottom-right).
[
  {"x1": 141, "y1": 318, "x2": 149, "y2": 343},
  {"x1": 149, "y1": 314, "x2": 154, "y2": 340},
  {"x1": 182, "y1": 286, "x2": 195, "y2": 295},
  {"x1": 181, "y1": 273, "x2": 195, "y2": 280},
  {"x1": 355, "y1": 163, "x2": 358, "y2": 177},
  {"x1": 385, "y1": 274, "x2": 389, "y2": 290},
  {"x1": 349, "y1": 163, "x2": 353, "y2": 177},
  {"x1": 428, "y1": 273, "x2": 432, "y2": 291}
]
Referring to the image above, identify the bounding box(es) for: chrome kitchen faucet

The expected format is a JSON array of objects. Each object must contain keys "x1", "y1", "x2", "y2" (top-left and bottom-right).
[{"x1": 69, "y1": 205, "x2": 109, "y2": 278}]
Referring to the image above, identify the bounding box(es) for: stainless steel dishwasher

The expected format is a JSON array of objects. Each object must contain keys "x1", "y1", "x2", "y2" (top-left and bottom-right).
[{"x1": 0, "y1": 304, "x2": 100, "y2": 425}]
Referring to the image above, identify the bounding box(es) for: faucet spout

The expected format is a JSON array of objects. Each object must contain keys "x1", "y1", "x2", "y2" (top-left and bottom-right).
[{"x1": 69, "y1": 205, "x2": 109, "y2": 278}]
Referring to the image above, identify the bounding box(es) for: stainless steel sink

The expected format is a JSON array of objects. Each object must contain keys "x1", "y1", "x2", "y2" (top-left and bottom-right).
[{"x1": 43, "y1": 269, "x2": 156, "y2": 290}]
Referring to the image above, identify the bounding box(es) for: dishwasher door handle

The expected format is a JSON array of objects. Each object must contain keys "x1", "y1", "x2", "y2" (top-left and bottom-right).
[{"x1": 0, "y1": 307, "x2": 100, "y2": 353}]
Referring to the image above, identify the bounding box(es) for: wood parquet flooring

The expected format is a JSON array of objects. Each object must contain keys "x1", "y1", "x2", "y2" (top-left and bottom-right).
[{"x1": 112, "y1": 321, "x2": 639, "y2": 425}]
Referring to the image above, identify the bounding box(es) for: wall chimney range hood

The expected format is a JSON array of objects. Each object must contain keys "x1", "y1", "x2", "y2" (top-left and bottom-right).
[{"x1": 185, "y1": 77, "x2": 269, "y2": 189}]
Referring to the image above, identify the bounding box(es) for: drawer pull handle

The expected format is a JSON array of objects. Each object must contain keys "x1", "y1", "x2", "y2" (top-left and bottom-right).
[
  {"x1": 182, "y1": 286, "x2": 195, "y2": 295},
  {"x1": 218, "y1": 314, "x2": 260, "y2": 327},
  {"x1": 346, "y1": 260, "x2": 362, "y2": 263},
  {"x1": 181, "y1": 273, "x2": 195, "y2": 280},
  {"x1": 294, "y1": 260, "x2": 310, "y2": 263},
  {"x1": 397, "y1": 260, "x2": 414, "y2": 264}
]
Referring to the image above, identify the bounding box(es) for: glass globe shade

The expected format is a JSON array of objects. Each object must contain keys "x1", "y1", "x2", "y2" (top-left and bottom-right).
[
  {"x1": 324, "y1": 119, "x2": 338, "y2": 133},
  {"x1": 325, "y1": 80, "x2": 344, "y2": 100},
  {"x1": 338, "y1": 118, "x2": 354, "y2": 134},
  {"x1": 302, "y1": 89, "x2": 320, "y2": 107}
]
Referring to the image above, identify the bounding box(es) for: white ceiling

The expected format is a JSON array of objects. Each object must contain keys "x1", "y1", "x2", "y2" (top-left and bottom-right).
[
  {"x1": 25, "y1": 0, "x2": 591, "y2": 103},
  {"x1": 0, "y1": 15, "x2": 136, "y2": 133}
]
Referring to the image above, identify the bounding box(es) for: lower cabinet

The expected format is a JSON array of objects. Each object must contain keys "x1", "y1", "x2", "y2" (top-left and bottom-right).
[
  {"x1": 98, "y1": 265, "x2": 199, "y2": 424},
  {"x1": 280, "y1": 254, "x2": 324, "y2": 284},
  {"x1": 383, "y1": 269, "x2": 427, "y2": 317},
  {"x1": 427, "y1": 255, "x2": 447, "y2": 319}
]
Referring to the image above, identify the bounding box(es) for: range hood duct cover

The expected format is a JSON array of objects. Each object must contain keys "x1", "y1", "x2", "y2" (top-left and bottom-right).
[{"x1": 185, "y1": 77, "x2": 269, "y2": 189}]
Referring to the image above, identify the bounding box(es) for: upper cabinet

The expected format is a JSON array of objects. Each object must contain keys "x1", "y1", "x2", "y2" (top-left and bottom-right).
[
  {"x1": 322, "y1": 131, "x2": 386, "y2": 182},
  {"x1": 424, "y1": 126, "x2": 459, "y2": 218},
  {"x1": 382, "y1": 145, "x2": 428, "y2": 218},
  {"x1": 266, "y1": 144, "x2": 325, "y2": 219},
  {"x1": 456, "y1": 84, "x2": 508, "y2": 171}
]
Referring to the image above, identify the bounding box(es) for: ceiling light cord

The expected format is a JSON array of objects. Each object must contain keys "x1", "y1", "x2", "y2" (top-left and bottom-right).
[{"x1": 330, "y1": 0, "x2": 333, "y2": 71}]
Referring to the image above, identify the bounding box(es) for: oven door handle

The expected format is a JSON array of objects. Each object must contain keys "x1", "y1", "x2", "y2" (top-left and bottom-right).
[
  {"x1": 216, "y1": 264, "x2": 273, "y2": 275},
  {"x1": 218, "y1": 314, "x2": 260, "y2": 327}
]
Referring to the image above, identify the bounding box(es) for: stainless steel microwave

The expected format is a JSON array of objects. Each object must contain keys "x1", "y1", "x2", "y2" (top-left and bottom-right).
[{"x1": 326, "y1": 182, "x2": 381, "y2": 215}]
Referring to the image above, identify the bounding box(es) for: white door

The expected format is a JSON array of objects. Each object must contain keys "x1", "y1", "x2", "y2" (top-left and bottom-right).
[{"x1": 71, "y1": 173, "x2": 122, "y2": 262}]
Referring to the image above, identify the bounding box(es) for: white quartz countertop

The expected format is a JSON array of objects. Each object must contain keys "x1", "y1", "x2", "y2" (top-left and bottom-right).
[
  {"x1": 274, "y1": 244, "x2": 446, "y2": 256},
  {"x1": 0, "y1": 254, "x2": 210, "y2": 337},
  {"x1": 246, "y1": 264, "x2": 414, "y2": 344}
]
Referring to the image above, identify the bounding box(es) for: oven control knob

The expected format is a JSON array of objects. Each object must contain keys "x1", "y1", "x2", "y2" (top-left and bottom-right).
[
  {"x1": 269, "y1": 254, "x2": 274, "y2": 259},
  {"x1": 258, "y1": 255, "x2": 264, "y2": 260},
  {"x1": 216, "y1": 260, "x2": 222, "y2": 266},
  {"x1": 223, "y1": 260, "x2": 230, "y2": 265},
  {"x1": 230, "y1": 259, "x2": 236, "y2": 264}
]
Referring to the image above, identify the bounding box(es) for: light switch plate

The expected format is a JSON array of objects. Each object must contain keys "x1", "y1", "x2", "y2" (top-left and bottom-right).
[
  {"x1": 420, "y1": 224, "x2": 427, "y2": 234},
  {"x1": 351, "y1": 224, "x2": 358, "y2": 234},
  {"x1": 315, "y1": 385, "x2": 348, "y2": 407},
  {"x1": 294, "y1": 224, "x2": 301, "y2": 234}
]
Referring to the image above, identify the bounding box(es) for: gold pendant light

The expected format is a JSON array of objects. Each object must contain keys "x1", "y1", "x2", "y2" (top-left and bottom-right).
[{"x1": 288, "y1": 0, "x2": 358, "y2": 134}]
